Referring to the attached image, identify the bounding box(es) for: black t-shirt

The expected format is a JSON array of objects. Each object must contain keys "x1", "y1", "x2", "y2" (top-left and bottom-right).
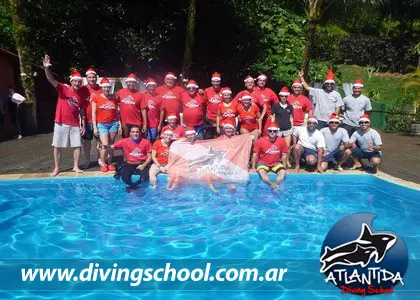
[{"x1": 271, "y1": 102, "x2": 293, "y2": 130}]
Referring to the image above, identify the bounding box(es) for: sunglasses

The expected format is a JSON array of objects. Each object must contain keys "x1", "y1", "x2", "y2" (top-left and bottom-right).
[
  {"x1": 325, "y1": 83, "x2": 334, "y2": 86},
  {"x1": 267, "y1": 130, "x2": 278, "y2": 133},
  {"x1": 359, "y1": 122, "x2": 370, "y2": 125},
  {"x1": 307, "y1": 122, "x2": 317, "y2": 125},
  {"x1": 329, "y1": 122, "x2": 339, "y2": 125}
]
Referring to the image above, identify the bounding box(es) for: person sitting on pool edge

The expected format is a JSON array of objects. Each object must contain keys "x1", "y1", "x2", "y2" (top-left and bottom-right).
[
  {"x1": 149, "y1": 129, "x2": 173, "y2": 188},
  {"x1": 217, "y1": 120, "x2": 236, "y2": 139},
  {"x1": 251, "y1": 121, "x2": 288, "y2": 190},
  {"x1": 107, "y1": 125, "x2": 152, "y2": 187},
  {"x1": 291, "y1": 116, "x2": 325, "y2": 173},
  {"x1": 349, "y1": 114, "x2": 382, "y2": 173},
  {"x1": 320, "y1": 113, "x2": 352, "y2": 172}
]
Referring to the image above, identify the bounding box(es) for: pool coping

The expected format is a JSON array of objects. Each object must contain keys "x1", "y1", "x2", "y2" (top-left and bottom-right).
[{"x1": 0, "y1": 169, "x2": 419, "y2": 190}]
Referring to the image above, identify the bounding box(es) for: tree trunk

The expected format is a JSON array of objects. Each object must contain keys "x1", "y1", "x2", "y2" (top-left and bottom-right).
[
  {"x1": 9, "y1": 0, "x2": 37, "y2": 131},
  {"x1": 181, "y1": 0, "x2": 196, "y2": 79},
  {"x1": 301, "y1": 21, "x2": 317, "y2": 80}
]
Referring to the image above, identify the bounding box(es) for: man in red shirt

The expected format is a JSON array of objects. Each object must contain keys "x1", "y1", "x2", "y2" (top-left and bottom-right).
[
  {"x1": 110, "y1": 125, "x2": 152, "y2": 187},
  {"x1": 180, "y1": 80, "x2": 206, "y2": 139},
  {"x1": 160, "y1": 113, "x2": 186, "y2": 140},
  {"x1": 43, "y1": 55, "x2": 86, "y2": 177},
  {"x1": 287, "y1": 78, "x2": 313, "y2": 131},
  {"x1": 233, "y1": 75, "x2": 267, "y2": 119},
  {"x1": 149, "y1": 129, "x2": 173, "y2": 187},
  {"x1": 253, "y1": 74, "x2": 279, "y2": 134},
  {"x1": 157, "y1": 72, "x2": 185, "y2": 123},
  {"x1": 78, "y1": 67, "x2": 102, "y2": 168},
  {"x1": 251, "y1": 121, "x2": 288, "y2": 190},
  {"x1": 143, "y1": 78, "x2": 162, "y2": 141},
  {"x1": 117, "y1": 73, "x2": 147, "y2": 138},
  {"x1": 203, "y1": 72, "x2": 223, "y2": 139}
]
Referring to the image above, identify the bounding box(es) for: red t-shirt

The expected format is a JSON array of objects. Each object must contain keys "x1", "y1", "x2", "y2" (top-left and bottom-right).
[
  {"x1": 79, "y1": 84, "x2": 102, "y2": 124},
  {"x1": 54, "y1": 83, "x2": 84, "y2": 127},
  {"x1": 233, "y1": 90, "x2": 265, "y2": 110},
  {"x1": 237, "y1": 103, "x2": 260, "y2": 131},
  {"x1": 203, "y1": 87, "x2": 223, "y2": 121},
  {"x1": 218, "y1": 101, "x2": 238, "y2": 124},
  {"x1": 287, "y1": 94, "x2": 312, "y2": 126},
  {"x1": 253, "y1": 87, "x2": 278, "y2": 117},
  {"x1": 156, "y1": 85, "x2": 185, "y2": 118},
  {"x1": 152, "y1": 139, "x2": 170, "y2": 165},
  {"x1": 254, "y1": 136, "x2": 288, "y2": 167},
  {"x1": 160, "y1": 124, "x2": 186, "y2": 140},
  {"x1": 92, "y1": 94, "x2": 119, "y2": 123},
  {"x1": 117, "y1": 88, "x2": 146, "y2": 126},
  {"x1": 181, "y1": 92, "x2": 206, "y2": 126},
  {"x1": 144, "y1": 92, "x2": 162, "y2": 128},
  {"x1": 113, "y1": 137, "x2": 151, "y2": 163}
]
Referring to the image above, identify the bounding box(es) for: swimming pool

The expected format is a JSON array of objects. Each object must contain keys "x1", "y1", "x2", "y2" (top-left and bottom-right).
[{"x1": 0, "y1": 174, "x2": 419, "y2": 299}]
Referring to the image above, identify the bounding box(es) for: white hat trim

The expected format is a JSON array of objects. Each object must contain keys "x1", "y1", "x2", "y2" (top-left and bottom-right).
[
  {"x1": 125, "y1": 78, "x2": 138, "y2": 83},
  {"x1": 244, "y1": 78, "x2": 254, "y2": 83},
  {"x1": 186, "y1": 84, "x2": 199, "y2": 88},
  {"x1": 359, "y1": 118, "x2": 370, "y2": 123},
  {"x1": 211, "y1": 77, "x2": 221, "y2": 81},
  {"x1": 279, "y1": 92, "x2": 290, "y2": 96},
  {"x1": 100, "y1": 83, "x2": 111, "y2": 87},
  {"x1": 85, "y1": 70, "x2": 97, "y2": 76},
  {"x1": 308, "y1": 117, "x2": 318, "y2": 123},
  {"x1": 353, "y1": 83, "x2": 364, "y2": 88},
  {"x1": 185, "y1": 130, "x2": 196, "y2": 135},
  {"x1": 165, "y1": 74, "x2": 177, "y2": 79},
  {"x1": 223, "y1": 124, "x2": 235, "y2": 129},
  {"x1": 324, "y1": 79, "x2": 335, "y2": 84},
  {"x1": 70, "y1": 76, "x2": 82, "y2": 82},
  {"x1": 257, "y1": 75, "x2": 267, "y2": 80}
]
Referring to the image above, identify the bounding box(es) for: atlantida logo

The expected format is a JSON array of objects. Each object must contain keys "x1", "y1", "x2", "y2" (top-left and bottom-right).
[{"x1": 320, "y1": 213, "x2": 408, "y2": 296}]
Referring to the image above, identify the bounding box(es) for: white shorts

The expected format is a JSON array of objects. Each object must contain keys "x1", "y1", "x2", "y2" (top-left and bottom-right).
[
  {"x1": 278, "y1": 128, "x2": 293, "y2": 137},
  {"x1": 52, "y1": 123, "x2": 82, "y2": 148}
]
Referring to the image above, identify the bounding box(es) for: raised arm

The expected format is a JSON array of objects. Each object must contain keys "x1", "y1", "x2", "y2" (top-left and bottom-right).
[
  {"x1": 43, "y1": 55, "x2": 58, "y2": 87},
  {"x1": 298, "y1": 71, "x2": 311, "y2": 91}
]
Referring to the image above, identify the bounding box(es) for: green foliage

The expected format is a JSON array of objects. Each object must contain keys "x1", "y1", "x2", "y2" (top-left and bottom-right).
[
  {"x1": 313, "y1": 24, "x2": 349, "y2": 63},
  {"x1": 385, "y1": 95, "x2": 417, "y2": 133},
  {"x1": 0, "y1": 0, "x2": 14, "y2": 50}
]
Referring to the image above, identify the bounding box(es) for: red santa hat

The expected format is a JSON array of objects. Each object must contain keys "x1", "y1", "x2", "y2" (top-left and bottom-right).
[
  {"x1": 162, "y1": 129, "x2": 173, "y2": 135},
  {"x1": 267, "y1": 121, "x2": 279, "y2": 131},
  {"x1": 211, "y1": 72, "x2": 221, "y2": 81},
  {"x1": 278, "y1": 87, "x2": 290, "y2": 96},
  {"x1": 99, "y1": 77, "x2": 111, "y2": 88},
  {"x1": 353, "y1": 79, "x2": 364, "y2": 88},
  {"x1": 69, "y1": 70, "x2": 82, "y2": 82},
  {"x1": 291, "y1": 78, "x2": 303, "y2": 88},
  {"x1": 125, "y1": 73, "x2": 138, "y2": 83},
  {"x1": 257, "y1": 74, "x2": 267, "y2": 80},
  {"x1": 241, "y1": 94, "x2": 252, "y2": 100},
  {"x1": 308, "y1": 116, "x2": 318, "y2": 124},
  {"x1": 222, "y1": 120, "x2": 236, "y2": 130},
  {"x1": 244, "y1": 75, "x2": 254, "y2": 83},
  {"x1": 359, "y1": 114, "x2": 370, "y2": 123},
  {"x1": 85, "y1": 67, "x2": 97, "y2": 76},
  {"x1": 186, "y1": 80, "x2": 199, "y2": 89},
  {"x1": 167, "y1": 113, "x2": 178, "y2": 120},
  {"x1": 221, "y1": 87, "x2": 232, "y2": 95},
  {"x1": 185, "y1": 127, "x2": 196, "y2": 135},
  {"x1": 324, "y1": 68, "x2": 335, "y2": 84},
  {"x1": 165, "y1": 72, "x2": 177, "y2": 80},
  {"x1": 329, "y1": 113, "x2": 340, "y2": 123},
  {"x1": 145, "y1": 78, "x2": 157, "y2": 86}
]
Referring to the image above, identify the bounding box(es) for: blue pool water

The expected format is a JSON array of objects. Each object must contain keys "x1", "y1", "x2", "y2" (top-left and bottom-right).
[{"x1": 0, "y1": 174, "x2": 419, "y2": 299}]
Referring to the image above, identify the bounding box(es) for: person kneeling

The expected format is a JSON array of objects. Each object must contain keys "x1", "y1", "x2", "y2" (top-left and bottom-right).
[
  {"x1": 320, "y1": 113, "x2": 352, "y2": 171},
  {"x1": 109, "y1": 125, "x2": 152, "y2": 187},
  {"x1": 149, "y1": 129, "x2": 173, "y2": 188},
  {"x1": 251, "y1": 121, "x2": 288, "y2": 190}
]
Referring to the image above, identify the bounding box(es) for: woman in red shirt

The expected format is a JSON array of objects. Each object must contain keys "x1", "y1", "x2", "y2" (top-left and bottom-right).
[
  {"x1": 236, "y1": 95, "x2": 261, "y2": 140},
  {"x1": 92, "y1": 78, "x2": 122, "y2": 172},
  {"x1": 216, "y1": 88, "x2": 238, "y2": 134},
  {"x1": 149, "y1": 129, "x2": 173, "y2": 187}
]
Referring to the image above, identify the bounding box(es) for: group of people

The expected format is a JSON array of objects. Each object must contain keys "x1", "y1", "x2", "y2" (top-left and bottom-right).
[{"x1": 43, "y1": 54, "x2": 383, "y2": 189}]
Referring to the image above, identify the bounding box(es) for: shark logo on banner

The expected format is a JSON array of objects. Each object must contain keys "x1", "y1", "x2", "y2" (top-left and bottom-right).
[
  {"x1": 166, "y1": 133, "x2": 254, "y2": 183},
  {"x1": 320, "y1": 213, "x2": 408, "y2": 296}
]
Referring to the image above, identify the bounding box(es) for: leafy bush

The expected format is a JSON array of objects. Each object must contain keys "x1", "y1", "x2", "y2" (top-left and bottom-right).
[
  {"x1": 313, "y1": 25, "x2": 349, "y2": 63},
  {"x1": 385, "y1": 95, "x2": 417, "y2": 133}
]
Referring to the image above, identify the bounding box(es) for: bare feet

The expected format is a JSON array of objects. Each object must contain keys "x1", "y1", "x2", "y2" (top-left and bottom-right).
[
  {"x1": 50, "y1": 169, "x2": 60, "y2": 177},
  {"x1": 73, "y1": 167, "x2": 84, "y2": 173},
  {"x1": 292, "y1": 167, "x2": 300, "y2": 173},
  {"x1": 271, "y1": 183, "x2": 279, "y2": 190}
]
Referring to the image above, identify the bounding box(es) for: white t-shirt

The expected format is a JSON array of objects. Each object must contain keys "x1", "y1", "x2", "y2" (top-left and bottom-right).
[
  {"x1": 294, "y1": 126, "x2": 325, "y2": 151},
  {"x1": 342, "y1": 94, "x2": 372, "y2": 127},
  {"x1": 309, "y1": 88, "x2": 344, "y2": 122},
  {"x1": 349, "y1": 128, "x2": 382, "y2": 152},
  {"x1": 320, "y1": 127, "x2": 349, "y2": 154}
]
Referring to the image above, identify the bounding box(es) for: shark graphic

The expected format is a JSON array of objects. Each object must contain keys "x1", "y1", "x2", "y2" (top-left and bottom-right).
[
  {"x1": 188, "y1": 146, "x2": 226, "y2": 170},
  {"x1": 320, "y1": 223, "x2": 397, "y2": 273}
]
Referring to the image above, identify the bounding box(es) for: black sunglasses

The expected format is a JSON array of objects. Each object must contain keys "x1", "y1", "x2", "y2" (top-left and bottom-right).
[
  {"x1": 267, "y1": 130, "x2": 278, "y2": 133},
  {"x1": 329, "y1": 121, "x2": 339, "y2": 124},
  {"x1": 359, "y1": 122, "x2": 370, "y2": 125},
  {"x1": 307, "y1": 122, "x2": 317, "y2": 125}
]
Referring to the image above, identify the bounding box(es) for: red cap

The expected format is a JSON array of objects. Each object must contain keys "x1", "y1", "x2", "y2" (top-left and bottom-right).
[
  {"x1": 324, "y1": 68, "x2": 335, "y2": 83},
  {"x1": 167, "y1": 113, "x2": 178, "y2": 120},
  {"x1": 185, "y1": 126, "x2": 196, "y2": 135},
  {"x1": 329, "y1": 113, "x2": 340, "y2": 123},
  {"x1": 211, "y1": 72, "x2": 221, "y2": 81},
  {"x1": 353, "y1": 79, "x2": 364, "y2": 88},
  {"x1": 221, "y1": 87, "x2": 232, "y2": 94},
  {"x1": 145, "y1": 78, "x2": 157, "y2": 86},
  {"x1": 308, "y1": 116, "x2": 318, "y2": 124},
  {"x1": 165, "y1": 72, "x2": 177, "y2": 79},
  {"x1": 257, "y1": 74, "x2": 267, "y2": 80},
  {"x1": 85, "y1": 67, "x2": 97, "y2": 76},
  {"x1": 125, "y1": 73, "x2": 138, "y2": 83},
  {"x1": 291, "y1": 78, "x2": 303, "y2": 87},
  {"x1": 186, "y1": 80, "x2": 199, "y2": 88},
  {"x1": 359, "y1": 114, "x2": 370, "y2": 123},
  {"x1": 278, "y1": 87, "x2": 290, "y2": 96},
  {"x1": 244, "y1": 75, "x2": 254, "y2": 83},
  {"x1": 222, "y1": 119, "x2": 236, "y2": 129},
  {"x1": 69, "y1": 70, "x2": 82, "y2": 82},
  {"x1": 99, "y1": 77, "x2": 111, "y2": 87},
  {"x1": 267, "y1": 120, "x2": 279, "y2": 130}
]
